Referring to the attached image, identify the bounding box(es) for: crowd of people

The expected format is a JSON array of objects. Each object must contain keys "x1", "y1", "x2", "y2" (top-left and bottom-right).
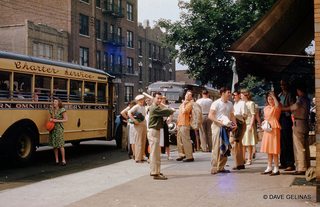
[{"x1": 117, "y1": 79, "x2": 313, "y2": 180}]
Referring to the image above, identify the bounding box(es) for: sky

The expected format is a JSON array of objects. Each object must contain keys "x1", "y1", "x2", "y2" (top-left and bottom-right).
[{"x1": 138, "y1": 0, "x2": 187, "y2": 70}]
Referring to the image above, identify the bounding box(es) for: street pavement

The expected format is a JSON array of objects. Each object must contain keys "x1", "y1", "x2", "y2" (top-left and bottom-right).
[{"x1": 0, "y1": 149, "x2": 317, "y2": 207}]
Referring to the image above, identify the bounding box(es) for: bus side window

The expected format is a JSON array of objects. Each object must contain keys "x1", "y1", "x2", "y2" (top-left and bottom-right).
[
  {"x1": 97, "y1": 83, "x2": 106, "y2": 103},
  {"x1": 13, "y1": 73, "x2": 32, "y2": 100},
  {"x1": 70, "y1": 80, "x2": 82, "y2": 102},
  {"x1": 35, "y1": 76, "x2": 51, "y2": 102},
  {"x1": 84, "y1": 81, "x2": 96, "y2": 103},
  {"x1": 53, "y1": 78, "x2": 68, "y2": 102},
  {"x1": 0, "y1": 71, "x2": 10, "y2": 99}
]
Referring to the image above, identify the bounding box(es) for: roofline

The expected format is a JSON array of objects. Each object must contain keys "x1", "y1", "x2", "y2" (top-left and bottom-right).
[{"x1": 0, "y1": 51, "x2": 115, "y2": 79}]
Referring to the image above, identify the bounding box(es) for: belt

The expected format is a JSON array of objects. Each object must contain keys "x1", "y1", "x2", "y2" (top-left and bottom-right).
[{"x1": 202, "y1": 114, "x2": 208, "y2": 115}]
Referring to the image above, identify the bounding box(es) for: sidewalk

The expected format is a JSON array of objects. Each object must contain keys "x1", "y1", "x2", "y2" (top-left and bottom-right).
[{"x1": 0, "y1": 151, "x2": 318, "y2": 207}]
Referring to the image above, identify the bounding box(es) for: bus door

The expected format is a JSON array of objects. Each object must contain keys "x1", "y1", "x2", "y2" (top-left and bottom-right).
[{"x1": 106, "y1": 82, "x2": 115, "y2": 140}]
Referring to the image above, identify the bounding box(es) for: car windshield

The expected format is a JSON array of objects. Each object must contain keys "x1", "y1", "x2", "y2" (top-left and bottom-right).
[{"x1": 164, "y1": 92, "x2": 180, "y2": 102}]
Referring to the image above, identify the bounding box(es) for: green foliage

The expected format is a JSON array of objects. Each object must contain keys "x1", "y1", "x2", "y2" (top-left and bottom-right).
[
  {"x1": 158, "y1": 0, "x2": 276, "y2": 88},
  {"x1": 239, "y1": 75, "x2": 271, "y2": 105}
]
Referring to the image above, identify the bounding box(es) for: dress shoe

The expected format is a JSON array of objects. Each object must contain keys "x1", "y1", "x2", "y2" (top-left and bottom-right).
[
  {"x1": 183, "y1": 158, "x2": 194, "y2": 162},
  {"x1": 218, "y1": 169, "x2": 230, "y2": 173},
  {"x1": 270, "y1": 171, "x2": 280, "y2": 176},
  {"x1": 284, "y1": 166, "x2": 295, "y2": 171},
  {"x1": 232, "y1": 165, "x2": 245, "y2": 170},
  {"x1": 292, "y1": 171, "x2": 305, "y2": 175},
  {"x1": 245, "y1": 160, "x2": 252, "y2": 165},
  {"x1": 135, "y1": 160, "x2": 144, "y2": 163},
  {"x1": 261, "y1": 171, "x2": 272, "y2": 175},
  {"x1": 153, "y1": 174, "x2": 168, "y2": 180},
  {"x1": 279, "y1": 165, "x2": 286, "y2": 169},
  {"x1": 150, "y1": 173, "x2": 163, "y2": 176},
  {"x1": 61, "y1": 161, "x2": 67, "y2": 166},
  {"x1": 176, "y1": 156, "x2": 186, "y2": 161}
]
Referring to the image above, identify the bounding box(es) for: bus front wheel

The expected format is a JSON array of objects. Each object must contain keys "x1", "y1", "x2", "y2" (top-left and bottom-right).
[{"x1": 10, "y1": 129, "x2": 36, "y2": 164}]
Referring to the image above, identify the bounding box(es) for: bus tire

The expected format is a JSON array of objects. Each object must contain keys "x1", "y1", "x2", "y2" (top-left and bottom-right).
[{"x1": 10, "y1": 128, "x2": 36, "y2": 164}]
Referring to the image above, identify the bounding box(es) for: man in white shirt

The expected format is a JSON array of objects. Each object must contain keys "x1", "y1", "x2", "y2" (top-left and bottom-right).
[
  {"x1": 231, "y1": 91, "x2": 248, "y2": 170},
  {"x1": 209, "y1": 87, "x2": 237, "y2": 174},
  {"x1": 196, "y1": 89, "x2": 213, "y2": 152}
]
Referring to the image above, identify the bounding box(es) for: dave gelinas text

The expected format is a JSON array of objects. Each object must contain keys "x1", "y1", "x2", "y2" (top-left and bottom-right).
[{"x1": 263, "y1": 194, "x2": 312, "y2": 200}]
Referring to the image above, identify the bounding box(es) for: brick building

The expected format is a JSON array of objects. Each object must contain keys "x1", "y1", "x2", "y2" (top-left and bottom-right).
[
  {"x1": 137, "y1": 20, "x2": 176, "y2": 96},
  {"x1": 0, "y1": 20, "x2": 68, "y2": 62},
  {"x1": 0, "y1": 0, "x2": 176, "y2": 112}
]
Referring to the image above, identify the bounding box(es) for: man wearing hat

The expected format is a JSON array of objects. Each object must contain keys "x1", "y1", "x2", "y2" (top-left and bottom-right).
[{"x1": 128, "y1": 94, "x2": 147, "y2": 163}]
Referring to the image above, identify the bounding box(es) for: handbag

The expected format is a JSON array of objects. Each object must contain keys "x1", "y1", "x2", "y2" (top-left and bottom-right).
[
  {"x1": 46, "y1": 121, "x2": 55, "y2": 132},
  {"x1": 261, "y1": 120, "x2": 272, "y2": 132}
]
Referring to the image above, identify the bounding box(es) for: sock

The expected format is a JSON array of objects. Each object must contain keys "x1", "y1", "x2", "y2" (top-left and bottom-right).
[{"x1": 265, "y1": 166, "x2": 272, "y2": 172}]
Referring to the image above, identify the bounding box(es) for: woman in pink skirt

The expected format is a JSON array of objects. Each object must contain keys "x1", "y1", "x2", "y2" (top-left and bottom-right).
[{"x1": 260, "y1": 91, "x2": 281, "y2": 176}]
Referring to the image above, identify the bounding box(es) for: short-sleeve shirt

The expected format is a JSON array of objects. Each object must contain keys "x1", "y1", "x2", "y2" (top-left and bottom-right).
[
  {"x1": 210, "y1": 98, "x2": 234, "y2": 120},
  {"x1": 233, "y1": 100, "x2": 247, "y2": 121},
  {"x1": 128, "y1": 104, "x2": 146, "y2": 119},
  {"x1": 196, "y1": 98, "x2": 213, "y2": 115}
]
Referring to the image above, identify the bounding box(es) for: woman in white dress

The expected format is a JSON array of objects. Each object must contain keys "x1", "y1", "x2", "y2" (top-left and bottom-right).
[{"x1": 241, "y1": 90, "x2": 257, "y2": 165}]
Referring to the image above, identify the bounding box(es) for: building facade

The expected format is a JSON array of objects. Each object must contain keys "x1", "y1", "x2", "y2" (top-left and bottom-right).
[
  {"x1": 0, "y1": 20, "x2": 68, "y2": 62},
  {"x1": 0, "y1": 0, "x2": 175, "y2": 112}
]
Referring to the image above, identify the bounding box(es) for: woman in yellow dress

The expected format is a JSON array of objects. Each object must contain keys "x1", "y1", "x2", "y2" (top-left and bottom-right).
[{"x1": 241, "y1": 90, "x2": 257, "y2": 165}]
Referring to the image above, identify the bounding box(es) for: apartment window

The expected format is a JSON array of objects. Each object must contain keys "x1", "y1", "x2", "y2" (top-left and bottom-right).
[
  {"x1": 80, "y1": 47, "x2": 89, "y2": 66},
  {"x1": 152, "y1": 45, "x2": 156, "y2": 59},
  {"x1": 127, "y1": 31, "x2": 133, "y2": 48},
  {"x1": 57, "y1": 47, "x2": 63, "y2": 61},
  {"x1": 117, "y1": 27, "x2": 122, "y2": 44},
  {"x1": 127, "y1": 3, "x2": 133, "y2": 21},
  {"x1": 124, "y1": 86, "x2": 133, "y2": 102},
  {"x1": 103, "y1": 22, "x2": 108, "y2": 40},
  {"x1": 148, "y1": 67, "x2": 152, "y2": 82},
  {"x1": 33, "y1": 42, "x2": 52, "y2": 59},
  {"x1": 110, "y1": 24, "x2": 115, "y2": 40},
  {"x1": 96, "y1": 50, "x2": 101, "y2": 69},
  {"x1": 95, "y1": 19, "x2": 101, "y2": 39},
  {"x1": 138, "y1": 40, "x2": 142, "y2": 56},
  {"x1": 148, "y1": 43, "x2": 152, "y2": 58},
  {"x1": 79, "y1": 14, "x2": 89, "y2": 36},
  {"x1": 117, "y1": 55, "x2": 122, "y2": 73},
  {"x1": 110, "y1": 54, "x2": 114, "y2": 70},
  {"x1": 108, "y1": 0, "x2": 114, "y2": 10},
  {"x1": 96, "y1": 0, "x2": 101, "y2": 7},
  {"x1": 127, "y1": 57, "x2": 133, "y2": 74},
  {"x1": 139, "y1": 66, "x2": 142, "y2": 81},
  {"x1": 117, "y1": 0, "x2": 122, "y2": 13},
  {"x1": 103, "y1": 53, "x2": 108, "y2": 70},
  {"x1": 158, "y1": 46, "x2": 161, "y2": 59}
]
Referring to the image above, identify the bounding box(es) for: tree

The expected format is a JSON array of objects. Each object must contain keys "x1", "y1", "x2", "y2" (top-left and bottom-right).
[
  {"x1": 158, "y1": 0, "x2": 276, "y2": 88},
  {"x1": 239, "y1": 75, "x2": 271, "y2": 105}
]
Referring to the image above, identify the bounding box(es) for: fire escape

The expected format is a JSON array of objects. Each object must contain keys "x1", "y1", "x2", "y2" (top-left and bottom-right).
[{"x1": 102, "y1": 0, "x2": 125, "y2": 76}]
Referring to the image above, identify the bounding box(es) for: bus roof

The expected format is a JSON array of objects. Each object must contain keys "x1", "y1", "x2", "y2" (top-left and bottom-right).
[{"x1": 0, "y1": 51, "x2": 114, "y2": 79}]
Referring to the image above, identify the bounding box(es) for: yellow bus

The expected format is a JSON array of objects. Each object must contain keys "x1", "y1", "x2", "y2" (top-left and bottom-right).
[{"x1": 0, "y1": 51, "x2": 115, "y2": 163}]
